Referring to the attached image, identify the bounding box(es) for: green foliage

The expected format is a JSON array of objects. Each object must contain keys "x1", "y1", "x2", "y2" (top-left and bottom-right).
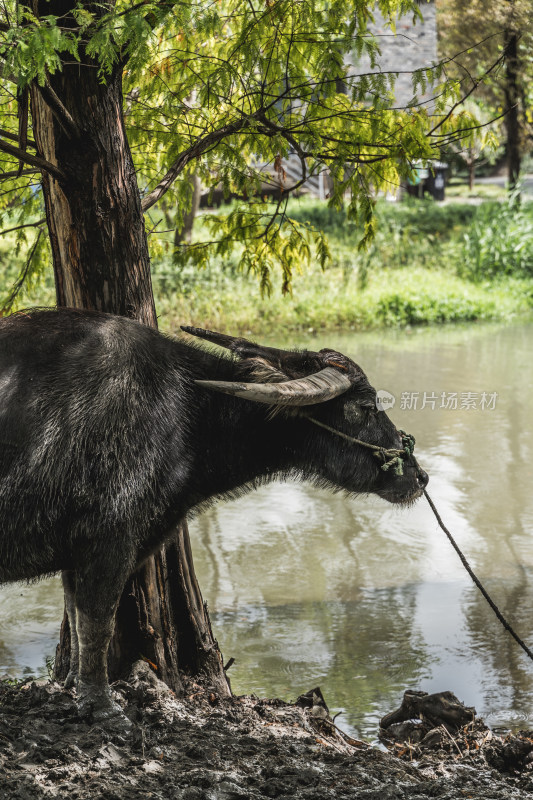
[
  {"x1": 461, "y1": 195, "x2": 533, "y2": 280},
  {"x1": 171, "y1": 200, "x2": 332, "y2": 296},
  {"x1": 0, "y1": 0, "x2": 510, "y2": 301},
  {"x1": 3, "y1": 196, "x2": 532, "y2": 330},
  {"x1": 0, "y1": 208, "x2": 52, "y2": 314},
  {"x1": 145, "y1": 197, "x2": 533, "y2": 333},
  {"x1": 441, "y1": 99, "x2": 503, "y2": 183},
  {"x1": 2, "y1": 10, "x2": 80, "y2": 87},
  {"x1": 152, "y1": 257, "x2": 530, "y2": 334},
  {"x1": 369, "y1": 276, "x2": 499, "y2": 325},
  {"x1": 288, "y1": 196, "x2": 477, "y2": 239}
]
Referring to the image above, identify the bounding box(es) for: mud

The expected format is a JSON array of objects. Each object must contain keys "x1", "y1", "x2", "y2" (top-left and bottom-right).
[{"x1": 1, "y1": 662, "x2": 533, "y2": 799}]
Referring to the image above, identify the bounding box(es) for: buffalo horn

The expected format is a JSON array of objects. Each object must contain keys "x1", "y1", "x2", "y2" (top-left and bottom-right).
[
  {"x1": 195, "y1": 366, "x2": 352, "y2": 406},
  {"x1": 181, "y1": 325, "x2": 289, "y2": 363},
  {"x1": 181, "y1": 326, "x2": 241, "y2": 350}
]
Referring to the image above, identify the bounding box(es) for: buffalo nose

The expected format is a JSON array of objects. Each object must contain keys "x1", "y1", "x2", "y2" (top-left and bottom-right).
[{"x1": 417, "y1": 468, "x2": 429, "y2": 488}]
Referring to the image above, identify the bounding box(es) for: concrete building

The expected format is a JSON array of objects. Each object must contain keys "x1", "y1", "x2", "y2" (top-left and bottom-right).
[
  {"x1": 255, "y1": 2, "x2": 439, "y2": 199},
  {"x1": 351, "y1": 1, "x2": 438, "y2": 108}
]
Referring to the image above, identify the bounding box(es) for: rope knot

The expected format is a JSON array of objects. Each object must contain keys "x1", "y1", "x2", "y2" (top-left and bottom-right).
[
  {"x1": 380, "y1": 454, "x2": 405, "y2": 476},
  {"x1": 306, "y1": 416, "x2": 416, "y2": 477},
  {"x1": 374, "y1": 432, "x2": 416, "y2": 476},
  {"x1": 400, "y1": 430, "x2": 416, "y2": 456}
]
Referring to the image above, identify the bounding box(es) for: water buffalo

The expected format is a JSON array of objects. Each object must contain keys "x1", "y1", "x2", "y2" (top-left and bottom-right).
[{"x1": 0, "y1": 308, "x2": 428, "y2": 722}]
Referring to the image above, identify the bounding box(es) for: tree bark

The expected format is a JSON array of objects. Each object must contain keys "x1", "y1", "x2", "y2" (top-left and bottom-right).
[
  {"x1": 174, "y1": 172, "x2": 202, "y2": 258},
  {"x1": 468, "y1": 158, "x2": 475, "y2": 192},
  {"x1": 29, "y1": 25, "x2": 229, "y2": 697},
  {"x1": 503, "y1": 29, "x2": 521, "y2": 191}
]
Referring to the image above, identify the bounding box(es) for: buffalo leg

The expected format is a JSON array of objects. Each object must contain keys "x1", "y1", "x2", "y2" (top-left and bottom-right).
[
  {"x1": 61, "y1": 570, "x2": 79, "y2": 689},
  {"x1": 74, "y1": 558, "x2": 132, "y2": 722}
]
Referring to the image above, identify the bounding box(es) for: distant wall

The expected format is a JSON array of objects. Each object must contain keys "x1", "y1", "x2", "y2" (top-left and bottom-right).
[{"x1": 349, "y1": 1, "x2": 437, "y2": 108}]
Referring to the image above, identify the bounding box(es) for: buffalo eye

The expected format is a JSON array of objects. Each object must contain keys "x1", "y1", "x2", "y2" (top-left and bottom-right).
[{"x1": 343, "y1": 400, "x2": 375, "y2": 423}]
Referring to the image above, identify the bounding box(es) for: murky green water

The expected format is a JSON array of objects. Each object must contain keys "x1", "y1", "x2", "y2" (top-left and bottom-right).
[{"x1": 1, "y1": 320, "x2": 532, "y2": 740}]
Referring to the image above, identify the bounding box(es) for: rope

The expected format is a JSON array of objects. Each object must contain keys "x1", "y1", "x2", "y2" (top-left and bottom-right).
[
  {"x1": 307, "y1": 417, "x2": 415, "y2": 476},
  {"x1": 424, "y1": 489, "x2": 533, "y2": 664},
  {"x1": 307, "y1": 415, "x2": 533, "y2": 664}
]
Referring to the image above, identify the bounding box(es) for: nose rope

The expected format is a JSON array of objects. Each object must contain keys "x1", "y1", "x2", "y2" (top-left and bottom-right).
[
  {"x1": 424, "y1": 489, "x2": 533, "y2": 665},
  {"x1": 307, "y1": 417, "x2": 416, "y2": 477},
  {"x1": 308, "y1": 415, "x2": 533, "y2": 665}
]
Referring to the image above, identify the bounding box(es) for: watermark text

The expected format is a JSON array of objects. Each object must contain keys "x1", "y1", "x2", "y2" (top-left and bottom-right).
[{"x1": 376, "y1": 390, "x2": 498, "y2": 412}]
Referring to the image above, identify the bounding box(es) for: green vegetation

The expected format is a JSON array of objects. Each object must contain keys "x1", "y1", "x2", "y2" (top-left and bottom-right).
[
  {"x1": 462, "y1": 196, "x2": 533, "y2": 280},
  {"x1": 1, "y1": 0, "x2": 479, "y2": 301},
  {"x1": 3, "y1": 195, "x2": 533, "y2": 335},
  {"x1": 153, "y1": 195, "x2": 533, "y2": 333},
  {"x1": 445, "y1": 182, "x2": 507, "y2": 202}
]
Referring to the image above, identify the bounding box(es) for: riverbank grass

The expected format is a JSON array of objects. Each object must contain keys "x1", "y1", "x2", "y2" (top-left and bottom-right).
[
  {"x1": 3, "y1": 195, "x2": 533, "y2": 333},
  {"x1": 155, "y1": 263, "x2": 532, "y2": 335},
  {"x1": 152, "y1": 195, "x2": 533, "y2": 333}
]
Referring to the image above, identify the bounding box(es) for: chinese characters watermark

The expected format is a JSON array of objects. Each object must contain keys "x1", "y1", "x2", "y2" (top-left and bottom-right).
[{"x1": 376, "y1": 389, "x2": 498, "y2": 412}]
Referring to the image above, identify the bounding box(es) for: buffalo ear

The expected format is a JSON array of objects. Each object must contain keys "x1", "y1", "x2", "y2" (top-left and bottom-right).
[
  {"x1": 319, "y1": 349, "x2": 367, "y2": 380},
  {"x1": 238, "y1": 357, "x2": 289, "y2": 384}
]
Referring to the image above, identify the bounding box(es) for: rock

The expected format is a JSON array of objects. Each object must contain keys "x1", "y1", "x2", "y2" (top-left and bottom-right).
[
  {"x1": 380, "y1": 690, "x2": 476, "y2": 732},
  {"x1": 142, "y1": 759, "x2": 164, "y2": 774}
]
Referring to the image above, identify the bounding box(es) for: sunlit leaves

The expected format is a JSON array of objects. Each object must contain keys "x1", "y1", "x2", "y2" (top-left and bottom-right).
[
  {"x1": 2, "y1": 12, "x2": 80, "y2": 87},
  {"x1": 176, "y1": 200, "x2": 318, "y2": 297},
  {"x1": 0, "y1": 0, "x2": 483, "y2": 294},
  {"x1": 121, "y1": 0, "x2": 458, "y2": 290}
]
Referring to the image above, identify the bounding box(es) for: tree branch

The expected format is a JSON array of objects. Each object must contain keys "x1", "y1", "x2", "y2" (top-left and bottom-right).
[
  {"x1": 37, "y1": 82, "x2": 81, "y2": 139},
  {"x1": 0, "y1": 218, "x2": 46, "y2": 236},
  {"x1": 0, "y1": 168, "x2": 40, "y2": 180},
  {"x1": 0, "y1": 127, "x2": 37, "y2": 149},
  {"x1": 0, "y1": 137, "x2": 66, "y2": 181},
  {"x1": 141, "y1": 118, "x2": 249, "y2": 212},
  {"x1": 428, "y1": 47, "x2": 507, "y2": 138}
]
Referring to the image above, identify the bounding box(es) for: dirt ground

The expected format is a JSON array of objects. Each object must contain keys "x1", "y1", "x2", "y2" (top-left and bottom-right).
[{"x1": 1, "y1": 662, "x2": 533, "y2": 799}]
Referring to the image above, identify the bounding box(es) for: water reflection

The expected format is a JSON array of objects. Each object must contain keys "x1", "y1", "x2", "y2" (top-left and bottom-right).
[
  {"x1": 191, "y1": 320, "x2": 533, "y2": 738},
  {"x1": 0, "y1": 578, "x2": 63, "y2": 677},
  {"x1": 212, "y1": 586, "x2": 430, "y2": 736},
  {"x1": 1, "y1": 320, "x2": 532, "y2": 740}
]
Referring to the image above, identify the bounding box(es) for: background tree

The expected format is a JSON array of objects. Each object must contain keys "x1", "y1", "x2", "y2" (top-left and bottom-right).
[
  {"x1": 438, "y1": 0, "x2": 533, "y2": 188},
  {"x1": 444, "y1": 100, "x2": 502, "y2": 190},
  {"x1": 0, "y1": 0, "x2": 478, "y2": 692}
]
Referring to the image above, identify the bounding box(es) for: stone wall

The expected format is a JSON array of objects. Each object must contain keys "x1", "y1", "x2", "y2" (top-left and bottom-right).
[{"x1": 349, "y1": 1, "x2": 437, "y2": 108}]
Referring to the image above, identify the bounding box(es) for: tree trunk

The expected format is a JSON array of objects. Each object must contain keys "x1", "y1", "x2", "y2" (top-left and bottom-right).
[
  {"x1": 503, "y1": 29, "x2": 521, "y2": 191},
  {"x1": 174, "y1": 172, "x2": 202, "y2": 258},
  {"x1": 29, "y1": 31, "x2": 229, "y2": 697},
  {"x1": 468, "y1": 153, "x2": 475, "y2": 192}
]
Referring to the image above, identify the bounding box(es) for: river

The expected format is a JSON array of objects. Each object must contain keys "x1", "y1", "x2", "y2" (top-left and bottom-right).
[{"x1": 1, "y1": 320, "x2": 532, "y2": 740}]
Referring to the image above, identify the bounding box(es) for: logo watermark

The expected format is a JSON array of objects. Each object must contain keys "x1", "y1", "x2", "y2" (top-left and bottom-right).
[
  {"x1": 376, "y1": 390, "x2": 396, "y2": 411},
  {"x1": 376, "y1": 390, "x2": 498, "y2": 412}
]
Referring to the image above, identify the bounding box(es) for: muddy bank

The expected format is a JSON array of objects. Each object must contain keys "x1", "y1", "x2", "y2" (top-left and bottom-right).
[{"x1": 1, "y1": 663, "x2": 533, "y2": 799}]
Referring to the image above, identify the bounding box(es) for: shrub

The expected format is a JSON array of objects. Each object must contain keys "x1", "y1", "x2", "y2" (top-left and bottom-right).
[{"x1": 461, "y1": 197, "x2": 533, "y2": 280}]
